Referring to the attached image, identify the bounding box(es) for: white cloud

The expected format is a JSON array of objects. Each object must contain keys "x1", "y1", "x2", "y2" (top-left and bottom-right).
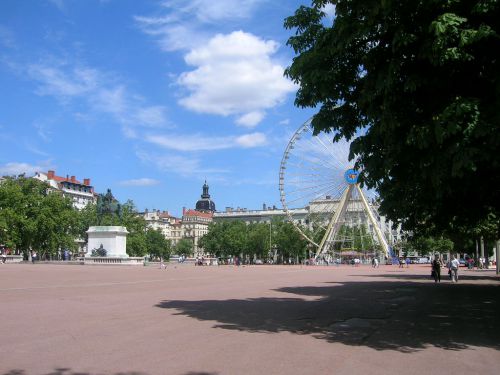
[
  {"x1": 146, "y1": 134, "x2": 232, "y2": 151},
  {"x1": 136, "y1": 151, "x2": 228, "y2": 178},
  {"x1": 167, "y1": 0, "x2": 262, "y2": 23},
  {"x1": 177, "y1": 31, "x2": 295, "y2": 125},
  {"x1": 0, "y1": 162, "x2": 51, "y2": 176},
  {"x1": 134, "y1": 18, "x2": 204, "y2": 52},
  {"x1": 28, "y1": 65, "x2": 99, "y2": 99},
  {"x1": 279, "y1": 119, "x2": 290, "y2": 126},
  {"x1": 235, "y1": 132, "x2": 267, "y2": 148},
  {"x1": 135, "y1": 0, "x2": 262, "y2": 52},
  {"x1": 146, "y1": 131, "x2": 267, "y2": 151},
  {"x1": 133, "y1": 106, "x2": 168, "y2": 127},
  {"x1": 27, "y1": 62, "x2": 169, "y2": 135},
  {"x1": 119, "y1": 178, "x2": 160, "y2": 187},
  {"x1": 235, "y1": 111, "x2": 265, "y2": 128}
]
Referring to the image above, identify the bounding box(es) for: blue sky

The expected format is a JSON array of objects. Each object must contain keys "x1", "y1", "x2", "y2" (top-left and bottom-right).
[{"x1": 0, "y1": 0, "x2": 329, "y2": 216}]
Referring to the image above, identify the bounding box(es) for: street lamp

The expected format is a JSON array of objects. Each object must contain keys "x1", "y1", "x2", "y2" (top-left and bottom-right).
[{"x1": 269, "y1": 220, "x2": 272, "y2": 255}]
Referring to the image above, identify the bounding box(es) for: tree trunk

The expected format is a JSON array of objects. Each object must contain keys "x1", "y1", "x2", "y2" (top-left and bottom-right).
[
  {"x1": 496, "y1": 240, "x2": 499, "y2": 275},
  {"x1": 480, "y1": 236, "x2": 485, "y2": 258}
]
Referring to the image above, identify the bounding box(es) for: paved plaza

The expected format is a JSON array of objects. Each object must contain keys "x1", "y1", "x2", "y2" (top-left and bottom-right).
[{"x1": 0, "y1": 263, "x2": 499, "y2": 375}]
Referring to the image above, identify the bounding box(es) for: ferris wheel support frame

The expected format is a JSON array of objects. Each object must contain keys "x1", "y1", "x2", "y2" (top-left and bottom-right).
[
  {"x1": 315, "y1": 184, "x2": 354, "y2": 259},
  {"x1": 355, "y1": 184, "x2": 390, "y2": 258},
  {"x1": 314, "y1": 183, "x2": 390, "y2": 260}
]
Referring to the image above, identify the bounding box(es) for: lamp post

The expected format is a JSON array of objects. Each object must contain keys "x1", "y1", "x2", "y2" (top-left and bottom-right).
[{"x1": 269, "y1": 220, "x2": 272, "y2": 255}]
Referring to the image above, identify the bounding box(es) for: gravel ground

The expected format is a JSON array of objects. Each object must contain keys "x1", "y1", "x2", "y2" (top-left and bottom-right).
[{"x1": 0, "y1": 263, "x2": 498, "y2": 375}]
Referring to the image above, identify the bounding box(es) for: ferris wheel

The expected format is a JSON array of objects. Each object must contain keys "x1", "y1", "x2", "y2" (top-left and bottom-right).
[{"x1": 279, "y1": 118, "x2": 390, "y2": 261}]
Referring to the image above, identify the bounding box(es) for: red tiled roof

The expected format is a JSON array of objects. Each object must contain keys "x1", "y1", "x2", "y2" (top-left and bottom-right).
[
  {"x1": 183, "y1": 209, "x2": 213, "y2": 218},
  {"x1": 52, "y1": 176, "x2": 82, "y2": 184}
]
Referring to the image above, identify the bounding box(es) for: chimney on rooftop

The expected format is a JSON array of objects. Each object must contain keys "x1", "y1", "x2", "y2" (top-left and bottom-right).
[
  {"x1": 47, "y1": 170, "x2": 55, "y2": 179},
  {"x1": 183, "y1": 207, "x2": 186, "y2": 215},
  {"x1": 71, "y1": 176, "x2": 76, "y2": 183},
  {"x1": 83, "y1": 178, "x2": 90, "y2": 186}
]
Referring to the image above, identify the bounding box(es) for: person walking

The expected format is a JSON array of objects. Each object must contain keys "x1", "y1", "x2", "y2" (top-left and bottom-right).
[
  {"x1": 449, "y1": 256, "x2": 460, "y2": 282},
  {"x1": 467, "y1": 257, "x2": 473, "y2": 270},
  {"x1": 431, "y1": 254, "x2": 441, "y2": 283}
]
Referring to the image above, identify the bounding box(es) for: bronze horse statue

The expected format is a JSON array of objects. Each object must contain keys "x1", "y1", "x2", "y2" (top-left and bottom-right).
[{"x1": 96, "y1": 189, "x2": 122, "y2": 224}]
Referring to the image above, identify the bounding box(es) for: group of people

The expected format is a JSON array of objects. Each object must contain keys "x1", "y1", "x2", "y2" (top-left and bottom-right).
[
  {"x1": 399, "y1": 257, "x2": 411, "y2": 268},
  {"x1": 431, "y1": 255, "x2": 460, "y2": 283}
]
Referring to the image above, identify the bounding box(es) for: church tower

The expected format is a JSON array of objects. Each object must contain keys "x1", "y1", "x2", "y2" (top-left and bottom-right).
[{"x1": 195, "y1": 181, "x2": 216, "y2": 213}]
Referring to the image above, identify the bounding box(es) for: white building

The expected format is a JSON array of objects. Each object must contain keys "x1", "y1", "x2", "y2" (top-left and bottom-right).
[
  {"x1": 141, "y1": 209, "x2": 183, "y2": 246},
  {"x1": 33, "y1": 170, "x2": 96, "y2": 210},
  {"x1": 214, "y1": 204, "x2": 308, "y2": 225},
  {"x1": 182, "y1": 208, "x2": 213, "y2": 256}
]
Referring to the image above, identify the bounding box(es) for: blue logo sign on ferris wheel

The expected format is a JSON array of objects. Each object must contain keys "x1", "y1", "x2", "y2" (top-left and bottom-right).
[{"x1": 344, "y1": 169, "x2": 359, "y2": 184}]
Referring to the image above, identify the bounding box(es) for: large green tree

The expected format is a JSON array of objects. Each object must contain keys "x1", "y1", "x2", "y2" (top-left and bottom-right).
[
  {"x1": 285, "y1": 1, "x2": 500, "y2": 235},
  {"x1": 146, "y1": 228, "x2": 172, "y2": 260},
  {"x1": 0, "y1": 176, "x2": 79, "y2": 257},
  {"x1": 273, "y1": 220, "x2": 309, "y2": 263},
  {"x1": 175, "y1": 238, "x2": 194, "y2": 257}
]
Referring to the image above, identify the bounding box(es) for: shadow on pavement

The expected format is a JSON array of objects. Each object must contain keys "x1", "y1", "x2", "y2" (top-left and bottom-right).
[
  {"x1": 156, "y1": 279, "x2": 499, "y2": 353},
  {"x1": 1, "y1": 370, "x2": 217, "y2": 375},
  {"x1": 353, "y1": 271, "x2": 500, "y2": 282},
  {"x1": 1, "y1": 370, "x2": 148, "y2": 375}
]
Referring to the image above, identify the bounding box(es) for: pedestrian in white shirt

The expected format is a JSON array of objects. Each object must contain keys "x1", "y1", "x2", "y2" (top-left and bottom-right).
[{"x1": 449, "y1": 256, "x2": 460, "y2": 282}]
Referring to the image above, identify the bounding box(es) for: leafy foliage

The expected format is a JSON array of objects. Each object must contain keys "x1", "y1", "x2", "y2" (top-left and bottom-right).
[
  {"x1": 175, "y1": 238, "x2": 194, "y2": 257},
  {"x1": 406, "y1": 235, "x2": 454, "y2": 256},
  {"x1": 146, "y1": 228, "x2": 172, "y2": 260},
  {"x1": 199, "y1": 220, "x2": 310, "y2": 263},
  {"x1": 285, "y1": 0, "x2": 500, "y2": 236},
  {"x1": 0, "y1": 176, "x2": 79, "y2": 257}
]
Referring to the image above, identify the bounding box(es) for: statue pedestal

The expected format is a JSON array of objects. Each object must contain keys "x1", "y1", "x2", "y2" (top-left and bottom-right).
[{"x1": 86, "y1": 226, "x2": 129, "y2": 258}]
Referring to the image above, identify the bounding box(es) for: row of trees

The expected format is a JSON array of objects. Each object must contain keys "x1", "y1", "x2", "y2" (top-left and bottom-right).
[
  {"x1": 199, "y1": 220, "x2": 310, "y2": 263},
  {"x1": 396, "y1": 236, "x2": 454, "y2": 258},
  {"x1": 0, "y1": 176, "x2": 175, "y2": 259}
]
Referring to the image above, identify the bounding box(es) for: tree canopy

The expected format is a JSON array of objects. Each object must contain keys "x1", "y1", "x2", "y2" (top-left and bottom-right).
[
  {"x1": 0, "y1": 176, "x2": 79, "y2": 257},
  {"x1": 146, "y1": 228, "x2": 172, "y2": 260},
  {"x1": 199, "y1": 220, "x2": 310, "y2": 263},
  {"x1": 175, "y1": 238, "x2": 194, "y2": 257},
  {"x1": 284, "y1": 0, "x2": 500, "y2": 236}
]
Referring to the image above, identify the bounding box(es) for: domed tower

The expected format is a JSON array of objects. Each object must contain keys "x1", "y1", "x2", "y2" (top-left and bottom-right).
[{"x1": 195, "y1": 180, "x2": 216, "y2": 213}]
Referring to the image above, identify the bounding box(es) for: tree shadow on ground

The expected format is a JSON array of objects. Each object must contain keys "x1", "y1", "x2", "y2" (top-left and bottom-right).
[
  {"x1": 1, "y1": 370, "x2": 217, "y2": 375},
  {"x1": 156, "y1": 279, "x2": 499, "y2": 353},
  {"x1": 351, "y1": 271, "x2": 500, "y2": 282},
  {"x1": 1, "y1": 370, "x2": 148, "y2": 375}
]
